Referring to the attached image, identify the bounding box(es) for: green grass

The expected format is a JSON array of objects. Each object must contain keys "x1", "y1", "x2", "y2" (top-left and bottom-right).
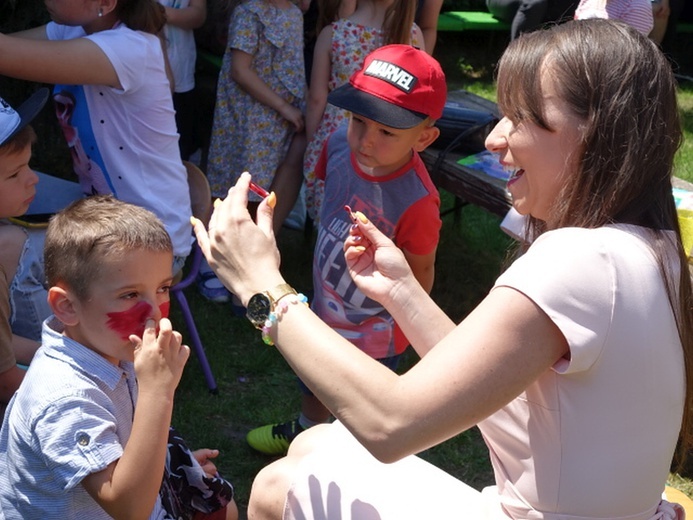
[{"x1": 676, "y1": 82, "x2": 693, "y2": 182}]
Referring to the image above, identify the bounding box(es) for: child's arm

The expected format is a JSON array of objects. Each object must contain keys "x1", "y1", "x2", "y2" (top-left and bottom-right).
[
  {"x1": 305, "y1": 25, "x2": 333, "y2": 142},
  {"x1": 162, "y1": 0, "x2": 207, "y2": 30},
  {"x1": 9, "y1": 25, "x2": 49, "y2": 40},
  {"x1": 416, "y1": 0, "x2": 443, "y2": 53},
  {"x1": 230, "y1": 49, "x2": 305, "y2": 131},
  {"x1": 403, "y1": 249, "x2": 436, "y2": 294},
  {"x1": 0, "y1": 365, "x2": 24, "y2": 405},
  {"x1": 0, "y1": 33, "x2": 121, "y2": 88},
  {"x1": 81, "y1": 318, "x2": 190, "y2": 519},
  {"x1": 11, "y1": 335, "x2": 38, "y2": 366}
]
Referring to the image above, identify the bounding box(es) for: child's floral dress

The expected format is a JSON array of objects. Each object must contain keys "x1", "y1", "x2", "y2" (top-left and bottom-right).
[{"x1": 207, "y1": 0, "x2": 306, "y2": 198}]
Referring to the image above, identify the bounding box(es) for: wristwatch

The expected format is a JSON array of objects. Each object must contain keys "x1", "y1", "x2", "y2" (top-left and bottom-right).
[{"x1": 246, "y1": 283, "x2": 298, "y2": 329}]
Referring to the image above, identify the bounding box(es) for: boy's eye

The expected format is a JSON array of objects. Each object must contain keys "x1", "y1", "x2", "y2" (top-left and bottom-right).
[
  {"x1": 159, "y1": 286, "x2": 171, "y2": 294},
  {"x1": 352, "y1": 115, "x2": 364, "y2": 125},
  {"x1": 380, "y1": 128, "x2": 395, "y2": 137},
  {"x1": 122, "y1": 292, "x2": 138, "y2": 300}
]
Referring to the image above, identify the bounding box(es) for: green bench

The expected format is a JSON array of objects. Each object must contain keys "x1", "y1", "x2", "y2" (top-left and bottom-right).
[{"x1": 437, "y1": 11, "x2": 510, "y2": 32}]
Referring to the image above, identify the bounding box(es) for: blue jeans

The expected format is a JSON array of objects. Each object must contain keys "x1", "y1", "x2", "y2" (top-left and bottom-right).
[{"x1": 9, "y1": 227, "x2": 50, "y2": 342}]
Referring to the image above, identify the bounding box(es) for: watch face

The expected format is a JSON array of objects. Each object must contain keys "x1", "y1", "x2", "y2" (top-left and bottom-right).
[{"x1": 247, "y1": 293, "x2": 271, "y2": 328}]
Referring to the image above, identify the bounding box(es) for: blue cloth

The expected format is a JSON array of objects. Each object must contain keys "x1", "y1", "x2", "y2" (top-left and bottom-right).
[
  {"x1": 7, "y1": 225, "x2": 50, "y2": 341},
  {"x1": 26, "y1": 172, "x2": 82, "y2": 216},
  {"x1": 0, "y1": 317, "x2": 167, "y2": 519}
]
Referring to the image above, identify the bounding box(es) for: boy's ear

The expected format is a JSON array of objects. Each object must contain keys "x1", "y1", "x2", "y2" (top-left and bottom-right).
[
  {"x1": 412, "y1": 125, "x2": 441, "y2": 153},
  {"x1": 48, "y1": 285, "x2": 80, "y2": 327}
]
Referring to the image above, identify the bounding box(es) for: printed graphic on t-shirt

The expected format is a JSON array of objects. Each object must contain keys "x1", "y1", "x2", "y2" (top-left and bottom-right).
[
  {"x1": 313, "y1": 195, "x2": 396, "y2": 358},
  {"x1": 53, "y1": 85, "x2": 112, "y2": 196}
]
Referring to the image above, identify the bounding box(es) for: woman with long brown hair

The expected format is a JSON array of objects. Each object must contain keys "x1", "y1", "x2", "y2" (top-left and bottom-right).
[{"x1": 196, "y1": 19, "x2": 693, "y2": 519}]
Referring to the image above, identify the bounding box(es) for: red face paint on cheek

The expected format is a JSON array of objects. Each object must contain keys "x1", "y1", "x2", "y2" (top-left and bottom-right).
[
  {"x1": 160, "y1": 301, "x2": 170, "y2": 319},
  {"x1": 106, "y1": 301, "x2": 170, "y2": 340}
]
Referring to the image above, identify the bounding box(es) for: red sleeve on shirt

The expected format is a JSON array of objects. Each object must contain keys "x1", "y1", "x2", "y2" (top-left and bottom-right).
[
  {"x1": 316, "y1": 141, "x2": 329, "y2": 182},
  {"x1": 394, "y1": 193, "x2": 442, "y2": 256}
]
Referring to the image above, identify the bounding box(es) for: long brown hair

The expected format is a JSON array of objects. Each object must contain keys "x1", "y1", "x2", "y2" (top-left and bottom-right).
[
  {"x1": 316, "y1": 0, "x2": 416, "y2": 44},
  {"x1": 316, "y1": 0, "x2": 342, "y2": 34},
  {"x1": 496, "y1": 19, "x2": 693, "y2": 470},
  {"x1": 382, "y1": 0, "x2": 416, "y2": 45},
  {"x1": 115, "y1": 0, "x2": 167, "y2": 34}
]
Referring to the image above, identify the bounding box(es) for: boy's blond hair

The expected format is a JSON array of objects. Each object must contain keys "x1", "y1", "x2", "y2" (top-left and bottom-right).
[{"x1": 45, "y1": 195, "x2": 173, "y2": 301}]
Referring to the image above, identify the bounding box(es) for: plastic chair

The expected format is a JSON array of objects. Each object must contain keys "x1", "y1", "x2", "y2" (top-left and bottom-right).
[{"x1": 172, "y1": 161, "x2": 218, "y2": 394}]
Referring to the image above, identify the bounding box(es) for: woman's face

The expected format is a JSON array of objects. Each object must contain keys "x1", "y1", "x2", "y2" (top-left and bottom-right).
[{"x1": 485, "y1": 69, "x2": 584, "y2": 222}]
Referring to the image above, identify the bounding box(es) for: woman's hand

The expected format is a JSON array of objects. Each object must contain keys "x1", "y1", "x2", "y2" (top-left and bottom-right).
[
  {"x1": 192, "y1": 172, "x2": 285, "y2": 306},
  {"x1": 343, "y1": 211, "x2": 416, "y2": 307}
]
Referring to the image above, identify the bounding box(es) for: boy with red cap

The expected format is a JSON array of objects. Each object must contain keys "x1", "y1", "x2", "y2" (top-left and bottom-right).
[{"x1": 247, "y1": 44, "x2": 446, "y2": 455}]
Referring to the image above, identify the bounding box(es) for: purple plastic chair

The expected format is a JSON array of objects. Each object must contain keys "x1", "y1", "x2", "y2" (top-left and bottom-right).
[{"x1": 172, "y1": 162, "x2": 218, "y2": 394}]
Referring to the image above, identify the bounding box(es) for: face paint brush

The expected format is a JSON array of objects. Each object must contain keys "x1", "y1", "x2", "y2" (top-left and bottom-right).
[{"x1": 249, "y1": 181, "x2": 270, "y2": 199}]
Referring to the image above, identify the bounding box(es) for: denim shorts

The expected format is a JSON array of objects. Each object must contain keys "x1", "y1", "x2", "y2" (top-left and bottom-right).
[{"x1": 9, "y1": 227, "x2": 50, "y2": 342}]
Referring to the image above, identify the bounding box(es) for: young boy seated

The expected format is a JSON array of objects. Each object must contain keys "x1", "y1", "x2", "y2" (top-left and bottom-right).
[
  {"x1": 0, "y1": 88, "x2": 51, "y2": 421},
  {"x1": 0, "y1": 195, "x2": 238, "y2": 520},
  {"x1": 246, "y1": 44, "x2": 446, "y2": 455}
]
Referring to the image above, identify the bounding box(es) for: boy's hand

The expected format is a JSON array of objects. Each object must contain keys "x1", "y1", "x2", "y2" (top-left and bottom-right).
[
  {"x1": 130, "y1": 318, "x2": 189, "y2": 397},
  {"x1": 193, "y1": 448, "x2": 220, "y2": 477}
]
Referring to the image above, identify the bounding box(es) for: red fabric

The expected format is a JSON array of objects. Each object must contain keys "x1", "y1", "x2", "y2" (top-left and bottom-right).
[{"x1": 193, "y1": 507, "x2": 228, "y2": 520}]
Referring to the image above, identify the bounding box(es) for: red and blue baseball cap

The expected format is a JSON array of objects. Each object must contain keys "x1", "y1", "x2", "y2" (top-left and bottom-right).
[
  {"x1": 327, "y1": 44, "x2": 447, "y2": 129},
  {"x1": 0, "y1": 88, "x2": 49, "y2": 148}
]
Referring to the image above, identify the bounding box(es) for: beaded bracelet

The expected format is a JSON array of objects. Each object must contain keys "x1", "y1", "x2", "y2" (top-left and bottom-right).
[{"x1": 261, "y1": 293, "x2": 309, "y2": 346}]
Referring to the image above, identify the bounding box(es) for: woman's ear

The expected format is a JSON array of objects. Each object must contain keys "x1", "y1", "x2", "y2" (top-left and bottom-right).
[
  {"x1": 48, "y1": 285, "x2": 80, "y2": 327},
  {"x1": 99, "y1": 0, "x2": 118, "y2": 17},
  {"x1": 412, "y1": 125, "x2": 441, "y2": 152}
]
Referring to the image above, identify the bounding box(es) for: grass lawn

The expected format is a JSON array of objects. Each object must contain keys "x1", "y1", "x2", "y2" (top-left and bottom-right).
[{"x1": 169, "y1": 49, "x2": 693, "y2": 515}]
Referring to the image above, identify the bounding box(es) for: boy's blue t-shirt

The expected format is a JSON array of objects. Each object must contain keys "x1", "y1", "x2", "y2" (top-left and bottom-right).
[{"x1": 313, "y1": 125, "x2": 442, "y2": 358}]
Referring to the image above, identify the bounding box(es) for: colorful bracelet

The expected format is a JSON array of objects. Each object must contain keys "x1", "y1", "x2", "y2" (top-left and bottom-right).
[{"x1": 261, "y1": 293, "x2": 309, "y2": 346}]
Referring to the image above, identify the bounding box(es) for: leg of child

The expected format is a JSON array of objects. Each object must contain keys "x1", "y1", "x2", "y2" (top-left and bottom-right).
[
  {"x1": 269, "y1": 132, "x2": 307, "y2": 236},
  {"x1": 174, "y1": 90, "x2": 198, "y2": 161},
  {"x1": 301, "y1": 393, "x2": 332, "y2": 426}
]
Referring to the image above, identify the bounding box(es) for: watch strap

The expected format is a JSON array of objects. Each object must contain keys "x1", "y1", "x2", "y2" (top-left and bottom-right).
[{"x1": 265, "y1": 283, "x2": 297, "y2": 306}]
